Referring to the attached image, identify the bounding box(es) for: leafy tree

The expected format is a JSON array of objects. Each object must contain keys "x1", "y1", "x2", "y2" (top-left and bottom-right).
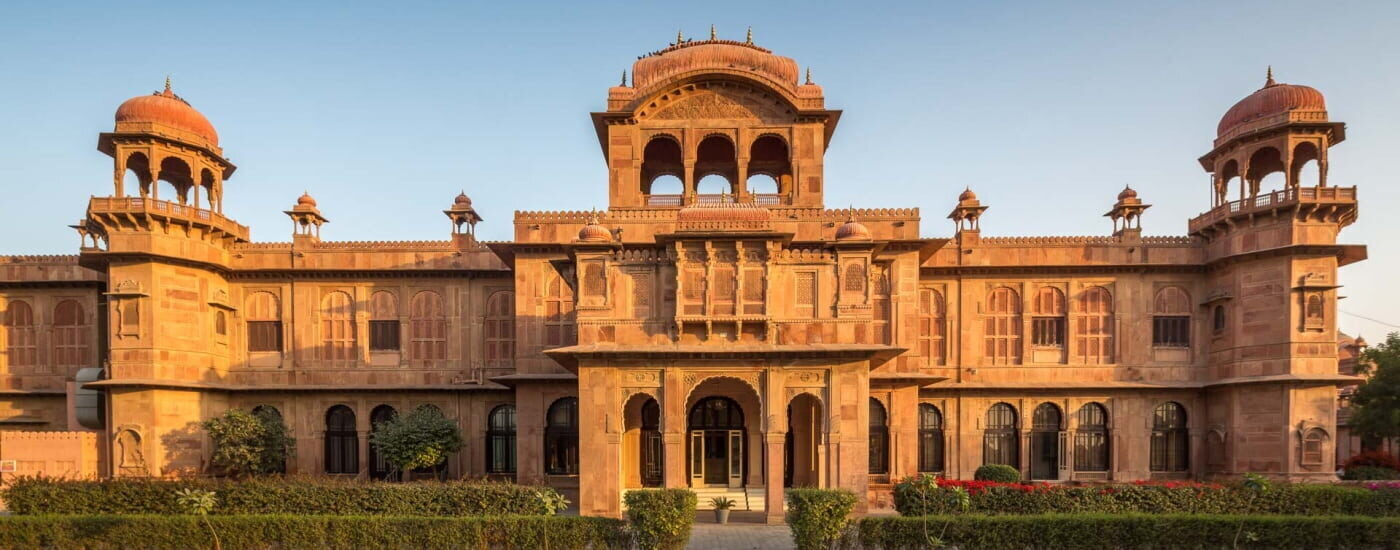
[
  {"x1": 202, "y1": 408, "x2": 293, "y2": 478},
  {"x1": 370, "y1": 405, "x2": 463, "y2": 478},
  {"x1": 1351, "y1": 333, "x2": 1400, "y2": 450}
]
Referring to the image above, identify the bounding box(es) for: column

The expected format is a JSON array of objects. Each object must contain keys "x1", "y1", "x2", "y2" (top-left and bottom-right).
[{"x1": 662, "y1": 368, "x2": 687, "y2": 488}]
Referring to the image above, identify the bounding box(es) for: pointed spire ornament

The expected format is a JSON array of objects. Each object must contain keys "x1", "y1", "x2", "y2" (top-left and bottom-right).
[
  {"x1": 710, "y1": 24, "x2": 717, "y2": 40},
  {"x1": 746, "y1": 26, "x2": 753, "y2": 44},
  {"x1": 805, "y1": 67, "x2": 813, "y2": 85},
  {"x1": 621, "y1": 70, "x2": 628, "y2": 87},
  {"x1": 164, "y1": 75, "x2": 172, "y2": 93},
  {"x1": 676, "y1": 29, "x2": 683, "y2": 44},
  {"x1": 1265, "y1": 65, "x2": 1276, "y2": 86}
]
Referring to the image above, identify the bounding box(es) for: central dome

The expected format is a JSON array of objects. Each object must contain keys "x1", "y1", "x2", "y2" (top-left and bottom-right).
[
  {"x1": 1216, "y1": 72, "x2": 1326, "y2": 138},
  {"x1": 632, "y1": 38, "x2": 799, "y2": 93},
  {"x1": 114, "y1": 80, "x2": 219, "y2": 147}
]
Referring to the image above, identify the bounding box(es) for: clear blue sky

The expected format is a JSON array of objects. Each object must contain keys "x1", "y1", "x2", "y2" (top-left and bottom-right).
[{"x1": 2, "y1": 1, "x2": 1397, "y2": 336}]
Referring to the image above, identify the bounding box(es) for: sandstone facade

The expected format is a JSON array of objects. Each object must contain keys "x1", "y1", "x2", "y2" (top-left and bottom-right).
[{"x1": 0, "y1": 36, "x2": 1366, "y2": 520}]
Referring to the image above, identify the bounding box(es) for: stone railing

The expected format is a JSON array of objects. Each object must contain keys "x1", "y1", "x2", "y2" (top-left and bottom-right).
[
  {"x1": 87, "y1": 196, "x2": 250, "y2": 241},
  {"x1": 1188, "y1": 186, "x2": 1356, "y2": 234}
]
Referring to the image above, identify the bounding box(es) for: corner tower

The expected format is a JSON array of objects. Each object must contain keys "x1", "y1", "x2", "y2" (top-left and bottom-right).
[
  {"x1": 1192, "y1": 70, "x2": 1363, "y2": 481},
  {"x1": 77, "y1": 80, "x2": 246, "y2": 477},
  {"x1": 592, "y1": 30, "x2": 840, "y2": 208}
]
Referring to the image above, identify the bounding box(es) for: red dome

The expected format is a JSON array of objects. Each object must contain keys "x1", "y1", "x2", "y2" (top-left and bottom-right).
[
  {"x1": 1217, "y1": 75, "x2": 1326, "y2": 138},
  {"x1": 296, "y1": 192, "x2": 317, "y2": 207},
  {"x1": 114, "y1": 81, "x2": 219, "y2": 147},
  {"x1": 835, "y1": 219, "x2": 872, "y2": 241},
  {"x1": 958, "y1": 188, "x2": 978, "y2": 202},
  {"x1": 632, "y1": 39, "x2": 799, "y2": 93},
  {"x1": 1117, "y1": 186, "x2": 1138, "y2": 201}
]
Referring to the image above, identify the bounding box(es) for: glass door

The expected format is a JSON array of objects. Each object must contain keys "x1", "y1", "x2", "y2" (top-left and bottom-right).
[
  {"x1": 728, "y1": 430, "x2": 743, "y2": 488},
  {"x1": 690, "y1": 430, "x2": 704, "y2": 485}
]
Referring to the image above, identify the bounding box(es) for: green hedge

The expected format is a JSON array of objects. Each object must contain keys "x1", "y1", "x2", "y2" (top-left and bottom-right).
[
  {"x1": 623, "y1": 488, "x2": 696, "y2": 550},
  {"x1": 893, "y1": 475, "x2": 1400, "y2": 517},
  {"x1": 0, "y1": 514, "x2": 626, "y2": 550},
  {"x1": 2, "y1": 476, "x2": 568, "y2": 516},
  {"x1": 857, "y1": 514, "x2": 1400, "y2": 549},
  {"x1": 786, "y1": 488, "x2": 858, "y2": 550},
  {"x1": 972, "y1": 464, "x2": 1020, "y2": 482}
]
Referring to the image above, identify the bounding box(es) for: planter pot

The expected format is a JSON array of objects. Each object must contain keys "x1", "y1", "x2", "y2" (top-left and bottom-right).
[{"x1": 714, "y1": 509, "x2": 730, "y2": 524}]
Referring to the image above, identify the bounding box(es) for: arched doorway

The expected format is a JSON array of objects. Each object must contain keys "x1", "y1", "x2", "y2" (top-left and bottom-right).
[
  {"x1": 623, "y1": 394, "x2": 664, "y2": 488},
  {"x1": 688, "y1": 396, "x2": 745, "y2": 487},
  {"x1": 1030, "y1": 403, "x2": 1063, "y2": 480},
  {"x1": 785, "y1": 393, "x2": 823, "y2": 488}
]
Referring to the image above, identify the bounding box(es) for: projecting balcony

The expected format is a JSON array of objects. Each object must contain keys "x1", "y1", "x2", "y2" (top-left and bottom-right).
[
  {"x1": 1187, "y1": 185, "x2": 1357, "y2": 237},
  {"x1": 85, "y1": 196, "x2": 251, "y2": 242},
  {"x1": 644, "y1": 193, "x2": 788, "y2": 207}
]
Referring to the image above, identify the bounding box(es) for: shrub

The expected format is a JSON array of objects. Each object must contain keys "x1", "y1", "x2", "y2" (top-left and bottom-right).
[
  {"x1": 973, "y1": 464, "x2": 1020, "y2": 483},
  {"x1": 624, "y1": 488, "x2": 695, "y2": 550},
  {"x1": 2, "y1": 476, "x2": 568, "y2": 516},
  {"x1": 786, "y1": 488, "x2": 858, "y2": 550},
  {"x1": 0, "y1": 514, "x2": 626, "y2": 550},
  {"x1": 892, "y1": 475, "x2": 1400, "y2": 517},
  {"x1": 1343, "y1": 466, "x2": 1400, "y2": 480},
  {"x1": 859, "y1": 513, "x2": 1400, "y2": 549},
  {"x1": 369, "y1": 405, "x2": 464, "y2": 478},
  {"x1": 1345, "y1": 451, "x2": 1400, "y2": 471},
  {"x1": 203, "y1": 408, "x2": 293, "y2": 477}
]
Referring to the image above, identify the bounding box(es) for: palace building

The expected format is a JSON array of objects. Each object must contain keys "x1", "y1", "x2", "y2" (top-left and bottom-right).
[{"x1": 0, "y1": 34, "x2": 1367, "y2": 521}]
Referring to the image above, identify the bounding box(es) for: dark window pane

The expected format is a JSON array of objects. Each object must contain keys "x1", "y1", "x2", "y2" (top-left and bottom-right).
[
  {"x1": 369, "y1": 320, "x2": 400, "y2": 351},
  {"x1": 248, "y1": 321, "x2": 282, "y2": 352},
  {"x1": 1032, "y1": 317, "x2": 1065, "y2": 347},
  {"x1": 1153, "y1": 316, "x2": 1190, "y2": 347}
]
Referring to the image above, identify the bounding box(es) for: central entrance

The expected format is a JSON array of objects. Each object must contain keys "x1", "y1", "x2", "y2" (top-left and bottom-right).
[{"x1": 688, "y1": 396, "x2": 745, "y2": 488}]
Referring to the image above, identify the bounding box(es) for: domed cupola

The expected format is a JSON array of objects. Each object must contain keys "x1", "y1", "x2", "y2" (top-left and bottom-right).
[
  {"x1": 577, "y1": 211, "x2": 614, "y2": 242},
  {"x1": 114, "y1": 77, "x2": 220, "y2": 148},
  {"x1": 834, "y1": 210, "x2": 872, "y2": 241},
  {"x1": 1216, "y1": 68, "x2": 1327, "y2": 140}
]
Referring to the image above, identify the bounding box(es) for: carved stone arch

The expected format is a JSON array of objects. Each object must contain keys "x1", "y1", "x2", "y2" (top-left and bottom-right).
[
  {"x1": 785, "y1": 387, "x2": 825, "y2": 409},
  {"x1": 684, "y1": 373, "x2": 762, "y2": 402},
  {"x1": 636, "y1": 79, "x2": 798, "y2": 123}
]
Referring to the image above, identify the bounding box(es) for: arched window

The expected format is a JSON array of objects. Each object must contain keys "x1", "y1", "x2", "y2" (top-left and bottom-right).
[
  {"x1": 869, "y1": 398, "x2": 889, "y2": 475},
  {"x1": 1030, "y1": 403, "x2": 1063, "y2": 480},
  {"x1": 918, "y1": 404, "x2": 945, "y2": 473},
  {"x1": 1301, "y1": 428, "x2": 1328, "y2": 466},
  {"x1": 1152, "y1": 287, "x2": 1191, "y2": 348},
  {"x1": 3, "y1": 301, "x2": 36, "y2": 368},
  {"x1": 983, "y1": 403, "x2": 1019, "y2": 468},
  {"x1": 324, "y1": 405, "x2": 358, "y2": 475},
  {"x1": 487, "y1": 405, "x2": 517, "y2": 474},
  {"x1": 52, "y1": 300, "x2": 89, "y2": 370},
  {"x1": 251, "y1": 405, "x2": 287, "y2": 474},
  {"x1": 409, "y1": 291, "x2": 446, "y2": 362},
  {"x1": 544, "y1": 275, "x2": 576, "y2": 347},
  {"x1": 485, "y1": 291, "x2": 515, "y2": 367},
  {"x1": 1150, "y1": 402, "x2": 1189, "y2": 472},
  {"x1": 1031, "y1": 287, "x2": 1066, "y2": 348},
  {"x1": 1074, "y1": 286, "x2": 1114, "y2": 364},
  {"x1": 748, "y1": 134, "x2": 791, "y2": 200},
  {"x1": 1213, "y1": 305, "x2": 1226, "y2": 333},
  {"x1": 1304, "y1": 294, "x2": 1325, "y2": 329},
  {"x1": 320, "y1": 292, "x2": 356, "y2": 364},
  {"x1": 844, "y1": 263, "x2": 865, "y2": 293},
  {"x1": 872, "y1": 264, "x2": 891, "y2": 344},
  {"x1": 545, "y1": 397, "x2": 579, "y2": 475},
  {"x1": 1074, "y1": 403, "x2": 1109, "y2": 472},
  {"x1": 368, "y1": 405, "x2": 397, "y2": 480},
  {"x1": 694, "y1": 135, "x2": 736, "y2": 195},
  {"x1": 245, "y1": 292, "x2": 282, "y2": 353},
  {"x1": 214, "y1": 310, "x2": 227, "y2": 337},
  {"x1": 918, "y1": 289, "x2": 947, "y2": 366},
  {"x1": 984, "y1": 288, "x2": 1022, "y2": 364},
  {"x1": 368, "y1": 291, "x2": 399, "y2": 351},
  {"x1": 641, "y1": 136, "x2": 683, "y2": 199},
  {"x1": 689, "y1": 396, "x2": 745, "y2": 429}
]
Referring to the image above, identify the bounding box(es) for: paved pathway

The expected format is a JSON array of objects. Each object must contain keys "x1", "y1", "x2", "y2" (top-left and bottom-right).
[{"x1": 686, "y1": 511, "x2": 794, "y2": 550}]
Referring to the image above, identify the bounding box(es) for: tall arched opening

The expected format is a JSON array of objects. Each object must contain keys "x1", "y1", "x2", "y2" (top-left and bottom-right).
[
  {"x1": 685, "y1": 376, "x2": 762, "y2": 489},
  {"x1": 623, "y1": 393, "x2": 663, "y2": 488},
  {"x1": 784, "y1": 392, "x2": 823, "y2": 488}
]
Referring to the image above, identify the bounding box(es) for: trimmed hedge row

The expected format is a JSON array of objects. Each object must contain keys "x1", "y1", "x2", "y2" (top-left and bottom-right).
[
  {"x1": 857, "y1": 514, "x2": 1400, "y2": 549},
  {"x1": 893, "y1": 475, "x2": 1400, "y2": 517},
  {"x1": 623, "y1": 489, "x2": 696, "y2": 550},
  {"x1": 0, "y1": 514, "x2": 627, "y2": 550},
  {"x1": 2, "y1": 476, "x2": 567, "y2": 516},
  {"x1": 786, "y1": 488, "x2": 858, "y2": 550}
]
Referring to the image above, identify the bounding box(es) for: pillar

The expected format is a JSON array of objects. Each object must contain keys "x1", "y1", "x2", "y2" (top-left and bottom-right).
[{"x1": 662, "y1": 368, "x2": 687, "y2": 488}]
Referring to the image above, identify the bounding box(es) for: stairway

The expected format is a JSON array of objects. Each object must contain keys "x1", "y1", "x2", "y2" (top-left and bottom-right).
[{"x1": 623, "y1": 486, "x2": 769, "y2": 512}]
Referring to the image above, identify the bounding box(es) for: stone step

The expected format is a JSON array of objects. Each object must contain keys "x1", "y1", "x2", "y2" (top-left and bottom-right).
[{"x1": 622, "y1": 487, "x2": 771, "y2": 511}]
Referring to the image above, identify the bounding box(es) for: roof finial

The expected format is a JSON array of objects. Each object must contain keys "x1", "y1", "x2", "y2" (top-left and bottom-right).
[
  {"x1": 676, "y1": 29, "x2": 683, "y2": 45},
  {"x1": 847, "y1": 204, "x2": 856, "y2": 222},
  {"x1": 1266, "y1": 65, "x2": 1275, "y2": 86},
  {"x1": 621, "y1": 70, "x2": 628, "y2": 87},
  {"x1": 163, "y1": 75, "x2": 172, "y2": 95},
  {"x1": 746, "y1": 26, "x2": 753, "y2": 44},
  {"x1": 710, "y1": 24, "x2": 716, "y2": 40},
  {"x1": 804, "y1": 67, "x2": 813, "y2": 85}
]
